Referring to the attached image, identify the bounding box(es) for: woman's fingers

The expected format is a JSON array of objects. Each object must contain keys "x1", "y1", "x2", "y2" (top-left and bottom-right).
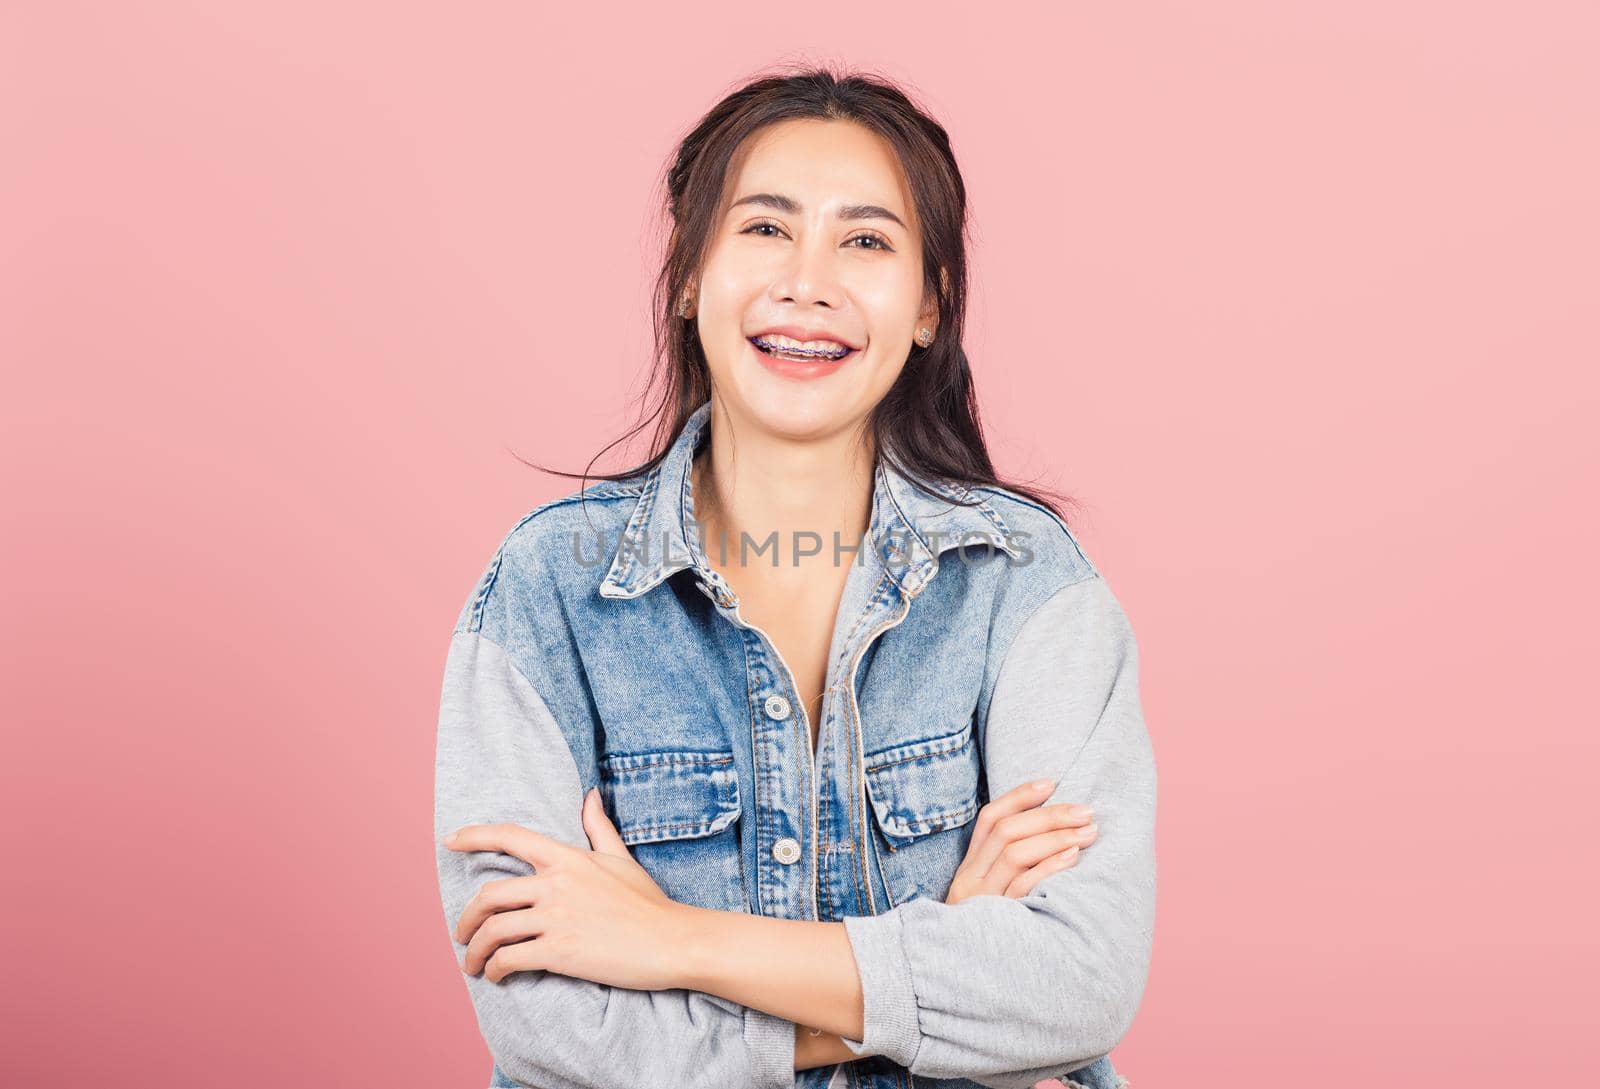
[
  {"x1": 1004, "y1": 844, "x2": 1083, "y2": 898},
  {"x1": 946, "y1": 789, "x2": 1098, "y2": 905},
  {"x1": 963, "y1": 780, "x2": 1058, "y2": 865},
  {"x1": 964, "y1": 799, "x2": 1095, "y2": 881},
  {"x1": 981, "y1": 822, "x2": 1098, "y2": 893},
  {"x1": 943, "y1": 819, "x2": 1096, "y2": 905},
  {"x1": 462, "y1": 905, "x2": 544, "y2": 977},
  {"x1": 455, "y1": 874, "x2": 542, "y2": 945},
  {"x1": 964, "y1": 780, "x2": 1052, "y2": 859}
]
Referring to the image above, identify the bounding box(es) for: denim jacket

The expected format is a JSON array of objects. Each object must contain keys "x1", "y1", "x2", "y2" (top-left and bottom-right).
[{"x1": 434, "y1": 399, "x2": 1155, "y2": 1089}]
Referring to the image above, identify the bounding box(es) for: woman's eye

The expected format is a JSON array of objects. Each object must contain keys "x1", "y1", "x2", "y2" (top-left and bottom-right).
[
  {"x1": 739, "y1": 222, "x2": 893, "y2": 252},
  {"x1": 846, "y1": 233, "x2": 892, "y2": 252}
]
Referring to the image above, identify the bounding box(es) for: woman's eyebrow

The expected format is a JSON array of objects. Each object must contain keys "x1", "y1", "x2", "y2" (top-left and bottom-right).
[{"x1": 729, "y1": 192, "x2": 907, "y2": 230}]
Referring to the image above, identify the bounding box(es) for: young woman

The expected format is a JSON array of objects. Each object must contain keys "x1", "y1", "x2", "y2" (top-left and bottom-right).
[{"x1": 435, "y1": 67, "x2": 1155, "y2": 1089}]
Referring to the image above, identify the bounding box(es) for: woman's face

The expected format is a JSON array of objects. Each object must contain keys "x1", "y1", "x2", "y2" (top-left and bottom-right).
[{"x1": 690, "y1": 118, "x2": 937, "y2": 441}]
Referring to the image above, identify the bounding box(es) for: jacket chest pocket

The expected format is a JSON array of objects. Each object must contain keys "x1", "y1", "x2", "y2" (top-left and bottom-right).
[
  {"x1": 862, "y1": 718, "x2": 983, "y2": 907},
  {"x1": 597, "y1": 749, "x2": 748, "y2": 913}
]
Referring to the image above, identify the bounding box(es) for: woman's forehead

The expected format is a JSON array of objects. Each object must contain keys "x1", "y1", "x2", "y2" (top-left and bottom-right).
[{"x1": 721, "y1": 119, "x2": 913, "y2": 222}]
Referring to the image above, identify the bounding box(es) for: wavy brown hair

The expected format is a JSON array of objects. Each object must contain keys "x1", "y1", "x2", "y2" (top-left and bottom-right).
[{"x1": 518, "y1": 62, "x2": 1079, "y2": 525}]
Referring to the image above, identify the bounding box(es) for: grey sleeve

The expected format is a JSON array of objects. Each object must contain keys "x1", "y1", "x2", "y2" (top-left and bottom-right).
[
  {"x1": 835, "y1": 573, "x2": 1157, "y2": 1088},
  {"x1": 434, "y1": 630, "x2": 799, "y2": 1089}
]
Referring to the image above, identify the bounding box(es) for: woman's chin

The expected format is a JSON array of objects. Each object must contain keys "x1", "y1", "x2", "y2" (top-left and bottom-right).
[{"x1": 720, "y1": 377, "x2": 853, "y2": 437}]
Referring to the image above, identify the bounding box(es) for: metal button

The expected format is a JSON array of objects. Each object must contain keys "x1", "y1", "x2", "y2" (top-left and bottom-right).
[
  {"x1": 772, "y1": 837, "x2": 801, "y2": 865},
  {"x1": 763, "y1": 694, "x2": 791, "y2": 720},
  {"x1": 704, "y1": 571, "x2": 736, "y2": 606},
  {"x1": 695, "y1": 579, "x2": 735, "y2": 608}
]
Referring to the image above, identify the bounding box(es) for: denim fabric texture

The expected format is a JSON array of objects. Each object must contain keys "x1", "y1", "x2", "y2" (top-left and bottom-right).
[{"x1": 436, "y1": 399, "x2": 1154, "y2": 1089}]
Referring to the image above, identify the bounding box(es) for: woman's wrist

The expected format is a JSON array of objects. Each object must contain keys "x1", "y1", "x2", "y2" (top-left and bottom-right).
[
  {"x1": 667, "y1": 902, "x2": 878, "y2": 1071},
  {"x1": 661, "y1": 900, "x2": 719, "y2": 991}
]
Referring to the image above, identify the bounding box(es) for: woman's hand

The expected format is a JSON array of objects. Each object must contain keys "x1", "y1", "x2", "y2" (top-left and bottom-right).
[
  {"x1": 444, "y1": 787, "x2": 695, "y2": 990},
  {"x1": 944, "y1": 780, "x2": 1097, "y2": 904},
  {"x1": 797, "y1": 781, "x2": 1099, "y2": 1062}
]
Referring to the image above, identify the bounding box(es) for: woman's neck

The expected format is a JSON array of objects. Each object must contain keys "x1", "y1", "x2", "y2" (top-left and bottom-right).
[{"x1": 689, "y1": 410, "x2": 875, "y2": 574}]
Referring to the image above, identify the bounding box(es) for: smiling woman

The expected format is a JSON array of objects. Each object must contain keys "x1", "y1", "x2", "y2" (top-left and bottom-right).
[
  {"x1": 690, "y1": 115, "x2": 939, "y2": 428},
  {"x1": 435, "y1": 63, "x2": 1152, "y2": 1089}
]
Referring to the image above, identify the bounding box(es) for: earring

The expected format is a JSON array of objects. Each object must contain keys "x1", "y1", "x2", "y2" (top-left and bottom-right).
[
  {"x1": 677, "y1": 292, "x2": 693, "y2": 319},
  {"x1": 916, "y1": 327, "x2": 933, "y2": 347}
]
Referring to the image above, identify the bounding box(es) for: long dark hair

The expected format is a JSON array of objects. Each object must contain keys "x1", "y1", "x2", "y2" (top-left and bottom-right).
[{"x1": 518, "y1": 62, "x2": 1079, "y2": 525}]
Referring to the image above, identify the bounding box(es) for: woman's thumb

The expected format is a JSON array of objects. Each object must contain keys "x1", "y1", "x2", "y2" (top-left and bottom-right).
[{"x1": 581, "y1": 787, "x2": 630, "y2": 856}]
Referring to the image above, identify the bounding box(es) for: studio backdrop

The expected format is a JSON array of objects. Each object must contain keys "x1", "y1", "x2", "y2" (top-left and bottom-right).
[{"x1": 3, "y1": 3, "x2": 1595, "y2": 1087}]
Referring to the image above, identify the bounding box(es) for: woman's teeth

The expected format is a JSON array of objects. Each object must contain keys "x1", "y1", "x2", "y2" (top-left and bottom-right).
[{"x1": 750, "y1": 335, "x2": 853, "y2": 361}]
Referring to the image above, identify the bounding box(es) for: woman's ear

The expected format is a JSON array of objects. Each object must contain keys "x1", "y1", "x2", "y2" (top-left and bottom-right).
[{"x1": 917, "y1": 264, "x2": 950, "y2": 336}]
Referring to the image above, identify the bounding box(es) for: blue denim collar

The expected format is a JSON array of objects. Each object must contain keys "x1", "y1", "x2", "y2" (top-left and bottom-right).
[{"x1": 598, "y1": 400, "x2": 1025, "y2": 603}]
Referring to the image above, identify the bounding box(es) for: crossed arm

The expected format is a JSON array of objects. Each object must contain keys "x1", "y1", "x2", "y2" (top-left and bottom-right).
[{"x1": 436, "y1": 572, "x2": 1154, "y2": 1089}]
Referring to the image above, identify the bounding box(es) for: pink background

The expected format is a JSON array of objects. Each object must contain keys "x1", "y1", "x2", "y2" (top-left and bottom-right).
[{"x1": 4, "y1": 3, "x2": 1596, "y2": 1086}]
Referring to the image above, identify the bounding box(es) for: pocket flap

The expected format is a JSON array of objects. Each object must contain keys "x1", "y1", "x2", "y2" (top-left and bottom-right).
[
  {"x1": 598, "y1": 750, "x2": 742, "y2": 845},
  {"x1": 862, "y1": 719, "x2": 982, "y2": 847}
]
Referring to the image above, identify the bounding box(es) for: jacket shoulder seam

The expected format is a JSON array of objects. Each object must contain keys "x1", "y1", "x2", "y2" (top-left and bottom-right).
[
  {"x1": 456, "y1": 485, "x2": 642, "y2": 634},
  {"x1": 982, "y1": 571, "x2": 1115, "y2": 790},
  {"x1": 987, "y1": 570, "x2": 1105, "y2": 715},
  {"x1": 968, "y1": 486, "x2": 1098, "y2": 577}
]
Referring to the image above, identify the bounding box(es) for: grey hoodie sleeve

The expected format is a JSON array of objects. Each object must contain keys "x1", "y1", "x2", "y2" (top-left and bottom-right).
[
  {"x1": 434, "y1": 629, "x2": 799, "y2": 1089},
  {"x1": 835, "y1": 573, "x2": 1157, "y2": 1089}
]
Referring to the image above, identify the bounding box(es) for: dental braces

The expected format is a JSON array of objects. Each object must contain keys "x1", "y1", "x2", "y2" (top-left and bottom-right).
[{"x1": 753, "y1": 336, "x2": 851, "y2": 360}]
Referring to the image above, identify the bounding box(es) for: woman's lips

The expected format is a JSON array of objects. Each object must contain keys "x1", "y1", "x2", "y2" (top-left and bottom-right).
[{"x1": 747, "y1": 336, "x2": 859, "y2": 380}]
